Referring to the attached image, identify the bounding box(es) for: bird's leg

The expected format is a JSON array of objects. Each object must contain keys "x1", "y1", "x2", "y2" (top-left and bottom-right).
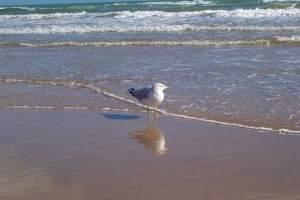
[
  {"x1": 147, "y1": 106, "x2": 150, "y2": 118},
  {"x1": 154, "y1": 106, "x2": 158, "y2": 118}
]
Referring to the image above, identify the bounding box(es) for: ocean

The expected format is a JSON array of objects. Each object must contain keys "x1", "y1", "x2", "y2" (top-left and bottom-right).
[{"x1": 0, "y1": 0, "x2": 299, "y2": 134}]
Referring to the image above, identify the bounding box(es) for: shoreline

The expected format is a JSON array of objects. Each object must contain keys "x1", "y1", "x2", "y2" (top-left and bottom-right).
[
  {"x1": 1, "y1": 109, "x2": 300, "y2": 200},
  {"x1": 1, "y1": 106, "x2": 300, "y2": 135}
]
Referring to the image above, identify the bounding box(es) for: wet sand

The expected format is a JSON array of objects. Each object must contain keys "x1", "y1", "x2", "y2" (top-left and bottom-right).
[{"x1": 1, "y1": 110, "x2": 300, "y2": 200}]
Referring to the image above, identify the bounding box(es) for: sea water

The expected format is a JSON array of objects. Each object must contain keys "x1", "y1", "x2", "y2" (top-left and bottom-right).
[{"x1": 1, "y1": 0, "x2": 300, "y2": 133}]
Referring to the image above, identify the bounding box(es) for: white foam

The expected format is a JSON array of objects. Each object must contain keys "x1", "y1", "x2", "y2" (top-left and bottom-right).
[
  {"x1": 113, "y1": 0, "x2": 214, "y2": 6},
  {"x1": 1, "y1": 39, "x2": 270, "y2": 47},
  {"x1": 158, "y1": 109, "x2": 300, "y2": 135},
  {"x1": 275, "y1": 35, "x2": 300, "y2": 42},
  {"x1": 113, "y1": 8, "x2": 300, "y2": 19},
  {"x1": 263, "y1": 0, "x2": 299, "y2": 2},
  {"x1": 2, "y1": 105, "x2": 56, "y2": 110},
  {"x1": 246, "y1": 73, "x2": 258, "y2": 79},
  {"x1": 1, "y1": 23, "x2": 299, "y2": 35},
  {"x1": 141, "y1": 0, "x2": 214, "y2": 5},
  {"x1": 0, "y1": 105, "x2": 135, "y2": 113},
  {"x1": 5, "y1": 6, "x2": 36, "y2": 10},
  {"x1": 212, "y1": 8, "x2": 300, "y2": 18},
  {"x1": 0, "y1": 11, "x2": 86, "y2": 20},
  {"x1": 2, "y1": 7, "x2": 299, "y2": 21}
]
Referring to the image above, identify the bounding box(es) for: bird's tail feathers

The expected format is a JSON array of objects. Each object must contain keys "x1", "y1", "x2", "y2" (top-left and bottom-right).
[{"x1": 127, "y1": 88, "x2": 135, "y2": 96}]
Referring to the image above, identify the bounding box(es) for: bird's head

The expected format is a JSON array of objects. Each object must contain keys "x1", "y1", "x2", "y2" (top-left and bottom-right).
[{"x1": 153, "y1": 83, "x2": 170, "y2": 91}]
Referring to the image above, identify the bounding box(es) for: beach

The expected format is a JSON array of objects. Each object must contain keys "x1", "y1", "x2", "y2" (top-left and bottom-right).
[
  {"x1": 1, "y1": 109, "x2": 300, "y2": 200},
  {"x1": 1, "y1": 0, "x2": 300, "y2": 198}
]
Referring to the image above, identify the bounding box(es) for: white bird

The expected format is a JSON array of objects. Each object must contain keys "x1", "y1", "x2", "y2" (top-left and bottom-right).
[{"x1": 128, "y1": 83, "x2": 170, "y2": 118}]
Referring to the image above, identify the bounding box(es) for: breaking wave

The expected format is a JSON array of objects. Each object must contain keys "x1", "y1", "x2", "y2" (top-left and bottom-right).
[
  {"x1": 2, "y1": 37, "x2": 300, "y2": 47},
  {"x1": 0, "y1": 24, "x2": 299, "y2": 35},
  {"x1": 1, "y1": 8, "x2": 300, "y2": 20}
]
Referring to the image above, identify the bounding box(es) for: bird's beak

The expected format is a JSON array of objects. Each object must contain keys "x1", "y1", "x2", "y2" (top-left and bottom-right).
[{"x1": 165, "y1": 86, "x2": 170, "y2": 89}]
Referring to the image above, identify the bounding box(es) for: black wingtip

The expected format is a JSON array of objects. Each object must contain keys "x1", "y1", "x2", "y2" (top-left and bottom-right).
[{"x1": 128, "y1": 88, "x2": 135, "y2": 96}]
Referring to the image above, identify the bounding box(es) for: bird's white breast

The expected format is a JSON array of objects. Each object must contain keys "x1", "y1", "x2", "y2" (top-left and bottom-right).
[{"x1": 141, "y1": 90, "x2": 164, "y2": 106}]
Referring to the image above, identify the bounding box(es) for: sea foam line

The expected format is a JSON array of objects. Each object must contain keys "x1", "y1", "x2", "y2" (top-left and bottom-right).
[
  {"x1": 3, "y1": 37, "x2": 299, "y2": 47},
  {"x1": 159, "y1": 110, "x2": 300, "y2": 135},
  {"x1": 1, "y1": 24, "x2": 299, "y2": 35},
  {"x1": 0, "y1": 39, "x2": 271, "y2": 47},
  {"x1": 1, "y1": 105, "x2": 134, "y2": 113},
  {"x1": 113, "y1": 8, "x2": 300, "y2": 19},
  {"x1": 0, "y1": 11, "x2": 87, "y2": 20},
  {"x1": 1, "y1": 77, "x2": 141, "y2": 108},
  {"x1": 275, "y1": 35, "x2": 300, "y2": 42},
  {"x1": 1, "y1": 8, "x2": 300, "y2": 21},
  {"x1": 115, "y1": 0, "x2": 214, "y2": 6},
  {"x1": 2, "y1": 77, "x2": 300, "y2": 135}
]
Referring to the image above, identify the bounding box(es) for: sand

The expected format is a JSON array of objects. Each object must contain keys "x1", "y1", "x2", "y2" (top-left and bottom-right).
[{"x1": 1, "y1": 110, "x2": 300, "y2": 200}]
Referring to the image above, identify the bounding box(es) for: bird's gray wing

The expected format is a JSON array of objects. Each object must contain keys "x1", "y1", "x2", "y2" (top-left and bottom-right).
[{"x1": 132, "y1": 87, "x2": 151, "y2": 101}]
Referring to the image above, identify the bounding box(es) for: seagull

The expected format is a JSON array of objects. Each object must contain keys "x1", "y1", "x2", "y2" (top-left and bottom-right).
[{"x1": 128, "y1": 83, "x2": 170, "y2": 118}]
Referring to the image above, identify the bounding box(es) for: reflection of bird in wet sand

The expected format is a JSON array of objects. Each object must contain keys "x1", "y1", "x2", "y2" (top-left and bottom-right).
[
  {"x1": 128, "y1": 83, "x2": 170, "y2": 118},
  {"x1": 128, "y1": 118, "x2": 167, "y2": 155}
]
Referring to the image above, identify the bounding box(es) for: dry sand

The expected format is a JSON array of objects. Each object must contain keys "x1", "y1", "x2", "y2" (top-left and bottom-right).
[{"x1": 1, "y1": 110, "x2": 300, "y2": 200}]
